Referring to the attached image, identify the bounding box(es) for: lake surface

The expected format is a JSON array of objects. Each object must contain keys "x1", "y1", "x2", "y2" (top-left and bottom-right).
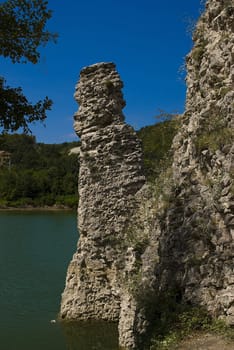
[{"x1": 0, "y1": 211, "x2": 118, "y2": 350}]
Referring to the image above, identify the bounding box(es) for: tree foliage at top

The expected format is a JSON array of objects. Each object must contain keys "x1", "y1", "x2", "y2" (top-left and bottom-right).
[
  {"x1": 0, "y1": 0, "x2": 57, "y2": 64},
  {"x1": 0, "y1": 77, "x2": 52, "y2": 133},
  {"x1": 0, "y1": 0, "x2": 57, "y2": 133}
]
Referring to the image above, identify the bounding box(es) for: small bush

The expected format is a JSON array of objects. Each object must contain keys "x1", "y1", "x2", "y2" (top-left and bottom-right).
[
  {"x1": 192, "y1": 45, "x2": 205, "y2": 63},
  {"x1": 195, "y1": 127, "x2": 233, "y2": 153},
  {"x1": 149, "y1": 301, "x2": 234, "y2": 350}
]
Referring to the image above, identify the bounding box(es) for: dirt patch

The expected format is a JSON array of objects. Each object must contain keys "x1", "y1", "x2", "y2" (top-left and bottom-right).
[{"x1": 177, "y1": 333, "x2": 234, "y2": 350}]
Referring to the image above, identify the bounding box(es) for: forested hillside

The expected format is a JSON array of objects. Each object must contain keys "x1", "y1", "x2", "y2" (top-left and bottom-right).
[
  {"x1": 0, "y1": 118, "x2": 178, "y2": 208},
  {"x1": 0, "y1": 134, "x2": 80, "y2": 208},
  {"x1": 138, "y1": 117, "x2": 179, "y2": 180}
]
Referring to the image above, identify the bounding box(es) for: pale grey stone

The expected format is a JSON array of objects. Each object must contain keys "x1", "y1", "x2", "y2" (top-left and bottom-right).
[
  {"x1": 60, "y1": 1, "x2": 234, "y2": 348},
  {"x1": 60, "y1": 62, "x2": 145, "y2": 347}
]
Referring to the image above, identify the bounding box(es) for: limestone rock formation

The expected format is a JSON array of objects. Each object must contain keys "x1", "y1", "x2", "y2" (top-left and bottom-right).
[
  {"x1": 166, "y1": 0, "x2": 234, "y2": 324},
  {"x1": 60, "y1": 62, "x2": 145, "y2": 325},
  {"x1": 119, "y1": 0, "x2": 234, "y2": 345},
  {"x1": 132, "y1": 0, "x2": 234, "y2": 334},
  {"x1": 61, "y1": 1, "x2": 234, "y2": 348}
]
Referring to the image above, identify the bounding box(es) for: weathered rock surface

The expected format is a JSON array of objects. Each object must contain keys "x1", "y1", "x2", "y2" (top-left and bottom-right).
[
  {"x1": 60, "y1": 62, "x2": 145, "y2": 326},
  {"x1": 131, "y1": 0, "x2": 234, "y2": 339},
  {"x1": 164, "y1": 0, "x2": 234, "y2": 324},
  {"x1": 61, "y1": 1, "x2": 234, "y2": 348},
  {"x1": 120, "y1": 0, "x2": 234, "y2": 345}
]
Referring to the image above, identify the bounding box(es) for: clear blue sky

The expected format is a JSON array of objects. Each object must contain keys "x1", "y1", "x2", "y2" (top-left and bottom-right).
[{"x1": 1, "y1": 0, "x2": 203, "y2": 143}]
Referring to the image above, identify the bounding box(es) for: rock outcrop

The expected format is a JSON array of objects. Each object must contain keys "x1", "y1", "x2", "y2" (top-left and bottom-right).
[
  {"x1": 60, "y1": 62, "x2": 145, "y2": 324},
  {"x1": 162, "y1": 0, "x2": 234, "y2": 325},
  {"x1": 61, "y1": 1, "x2": 234, "y2": 348},
  {"x1": 118, "y1": 0, "x2": 234, "y2": 344},
  {"x1": 129, "y1": 0, "x2": 234, "y2": 337}
]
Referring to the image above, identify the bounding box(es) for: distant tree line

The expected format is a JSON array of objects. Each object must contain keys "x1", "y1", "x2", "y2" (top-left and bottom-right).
[
  {"x1": 0, "y1": 134, "x2": 79, "y2": 208},
  {"x1": 0, "y1": 116, "x2": 178, "y2": 208}
]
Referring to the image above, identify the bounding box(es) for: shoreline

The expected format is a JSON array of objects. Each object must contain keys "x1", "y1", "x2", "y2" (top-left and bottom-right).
[{"x1": 0, "y1": 205, "x2": 76, "y2": 212}]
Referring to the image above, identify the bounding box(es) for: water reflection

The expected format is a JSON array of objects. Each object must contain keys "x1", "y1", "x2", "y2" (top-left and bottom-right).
[{"x1": 62, "y1": 321, "x2": 119, "y2": 350}]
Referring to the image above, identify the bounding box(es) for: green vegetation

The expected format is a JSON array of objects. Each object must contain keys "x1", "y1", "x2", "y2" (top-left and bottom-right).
[
  {"x1": 219, "y1": 86, "x2": 232, "y2": 98},
  {"x1": 191, "y1": 45, "x2": 205, "y2": 63},
  {"x1": 190, "y1": 38, "x2": 208, "y2": 70},
  {"x1": 195, "y1": 113, "x2": 233, "y2": 154},
  {"x1": 195, "y1": 108, "x2": 233, "y2": 153},
  {"x1": 0, "y1": 116, "x2": 178, "y2": 208},
  {"x1": 148, "y1": 292, "x2": 234, "y2": 350},
  {"x1": 137, "y1": 115, "x2": 179, "y2": 180},
  {"x1": 0, "y1": 0, "x2": 57, "y2": 133},
  {"x1": 0, "y1": 134, "x2": 79, "y2": 208}
]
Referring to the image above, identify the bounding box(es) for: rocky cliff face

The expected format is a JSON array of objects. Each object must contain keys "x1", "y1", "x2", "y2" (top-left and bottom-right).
[
  {"x1": 166, "y1": 0, "x2": 234, "y2": 324},
  {"x1": 119, "y1": 0, "x2": 234, "y2": 345},
  {"x1": 119, "y1": 0, "x2": 234, "y2": 346},
  {"x1": 60, "y1": 62, "x2": 145, "y2": 323},
  {"x1": 61, "y1": 1, "x2": 233, "y2": 349}
]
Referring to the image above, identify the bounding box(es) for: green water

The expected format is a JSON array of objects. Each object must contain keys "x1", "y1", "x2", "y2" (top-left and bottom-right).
[{"x1": 0, "y1": 211, "x2": 118, "y2": 350}]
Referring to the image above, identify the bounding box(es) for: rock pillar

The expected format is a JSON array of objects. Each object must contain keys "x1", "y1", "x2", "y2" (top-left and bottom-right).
[{"x1": 60, "y1": 62, "x2": 145, "y2": 325}]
